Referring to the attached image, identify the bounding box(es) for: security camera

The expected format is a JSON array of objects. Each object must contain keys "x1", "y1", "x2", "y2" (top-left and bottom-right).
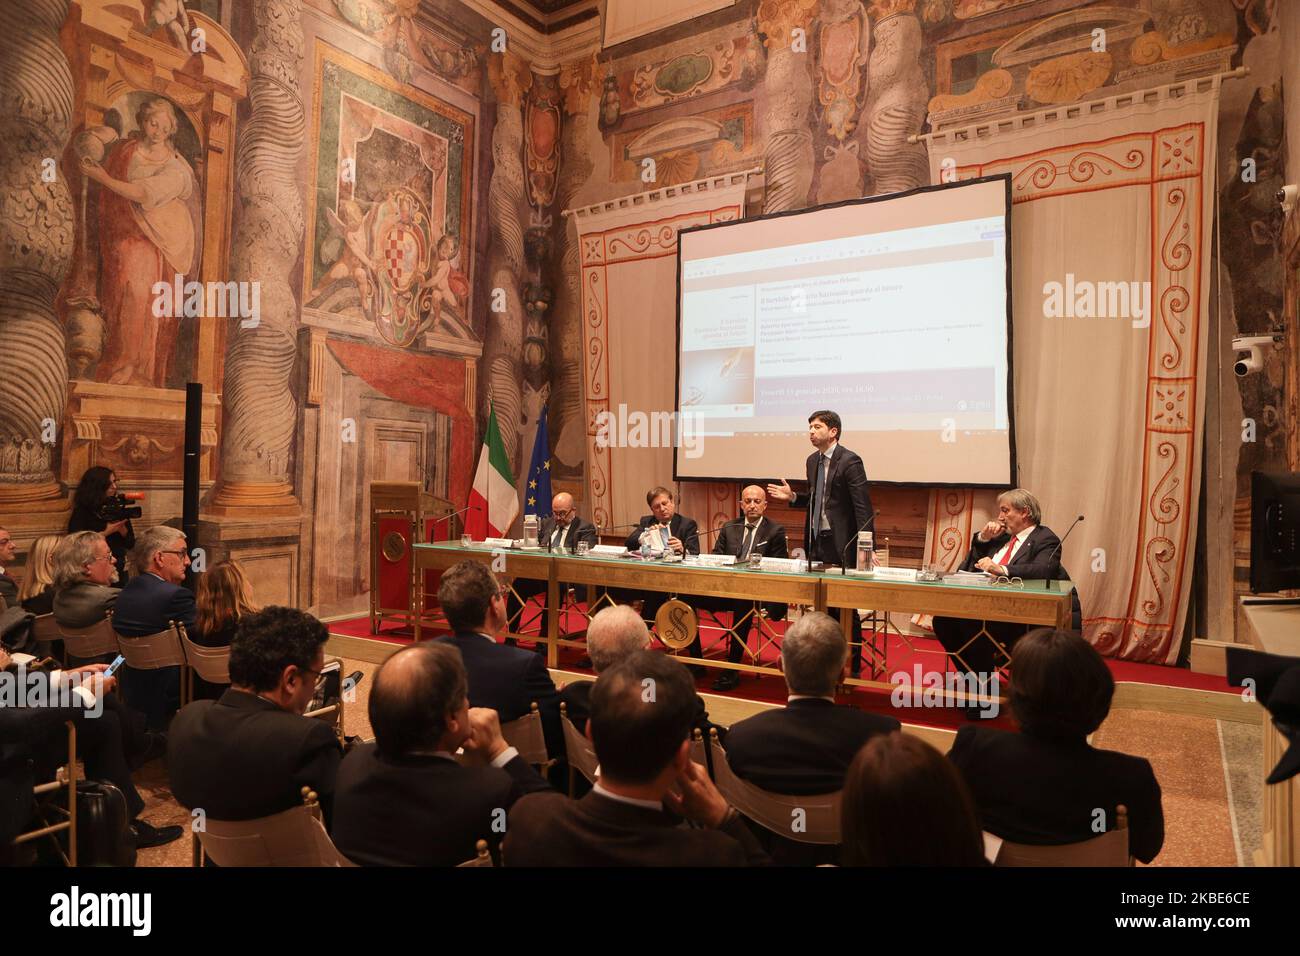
[
  {"x1": 1232, "y1": 334, "x2": 1280, "y2": 377},
  {"x1": 1280, "y1": 184, "x2": 1298, "y2": 214}
]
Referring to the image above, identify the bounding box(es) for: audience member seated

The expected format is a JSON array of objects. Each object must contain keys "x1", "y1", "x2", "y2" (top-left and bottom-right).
[
  {"x1": 724, "y1": 611, "x2": 900, "y2": 864},
  {"x1": 561, "y1": 605, "x2": 714, "y2": 738},
  {"x1": 0, "y1": 526, "x2": 18, "y2": 608},
  {"x1": 948, "y1": 628, "x2": 1164, "y2": 864},
  {"x1": 504, "y1": 650, "x2": 769, "y2": 866},
  {"x1": 17, "y1": 535, "x2": 61, "y2": 617},
  {"x1": 169, "y1": 606, "x2": 343, "y2": 825},
  {"x1": 332, "y1": 642, "x2": 550, "y2": 865},
  {"x1": 68, "y1": 465, "x2": 135, "y2": 584},
  {"x1": 0, "y1": 647, "x2": 178, "y2": 860},
  {"x1": 52, "y1": 531, "x2": 120, "y2": 635},
  {"x1": 842, "y1": 732, "x2": 986, "y2": 866},
  {"x1": 111, "y1": 526, "x2": 195, "y2": 730},
  {"x1": 190, "y1": 561, "x2": 257, "y2": 700},
  {"x1": 433, "y1": 559, "x2": 562, "y2": 759}
]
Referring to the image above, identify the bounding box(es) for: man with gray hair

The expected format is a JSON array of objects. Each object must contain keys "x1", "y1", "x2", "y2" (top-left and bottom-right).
[
  {"x1": 111, "y1": 526, "x2": 195, "y2": 729},
  {"x1": 560, "y1": 605, "x2": 713, "y2": 737},
  {"x1": 52, "y1": 531, "x2": 120, "y2": 631}
]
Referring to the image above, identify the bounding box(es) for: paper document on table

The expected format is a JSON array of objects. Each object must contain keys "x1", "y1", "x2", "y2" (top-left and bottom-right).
[
  {"x1": 590, "y1": 544, "x2": 628, "y2": 556},
  {"x1": 944, "y1": 571, "x2": 990, "y2": 584}
]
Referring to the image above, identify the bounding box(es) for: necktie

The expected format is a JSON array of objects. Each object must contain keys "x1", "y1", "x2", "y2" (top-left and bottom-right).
[
  {"x1": 813, "y1": 455, "x2": 830, "y2": 532},
  {"x1": 552, "y1": 524, "x2": 565, "y2": 550},
  {"x1": 996, "y1": 535, "x2": 1020, "y2": 567},
  {"x1": 740, "y1": 523, "x2": 757, "y2": 559}
]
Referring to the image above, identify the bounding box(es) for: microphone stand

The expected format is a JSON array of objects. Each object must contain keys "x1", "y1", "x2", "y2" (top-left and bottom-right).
[{"x1": 1046, "y1": 515, "x2": 1084, "y2": 591}]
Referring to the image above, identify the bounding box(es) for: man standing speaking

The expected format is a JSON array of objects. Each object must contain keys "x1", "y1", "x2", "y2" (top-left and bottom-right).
[{"x1": 767, "y1": 410, "x2": 874, "y2": 674}]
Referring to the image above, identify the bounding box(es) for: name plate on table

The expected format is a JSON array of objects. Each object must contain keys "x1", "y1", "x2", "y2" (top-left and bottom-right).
[
  {"x1": 758, "y1": 557, "x2": 807, "y2": 573},
  {"x1": 688, "y1": 554, "x2": 736, "y2": 568},
  {"x1": 865, "y1": 566, "x2": 918, "y2": 582},
  {"x1": 483, "y1": 537, "x2": 514, "y2": 549},
  {"x1": 589, "y1": 544, "x2": 628, "y2": 556}
]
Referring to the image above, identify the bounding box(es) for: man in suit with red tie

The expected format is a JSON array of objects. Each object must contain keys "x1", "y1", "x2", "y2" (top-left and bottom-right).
[
  {"x1": 931, "y1": 488, "x2": 1082, "y2": 688},
  {"x1": 766, "y1": 410, "x2": 874, "y2": 675}
]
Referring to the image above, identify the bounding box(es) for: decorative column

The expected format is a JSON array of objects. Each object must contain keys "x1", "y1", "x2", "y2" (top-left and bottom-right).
[
  {"x1": 480, "y1": 52, "x2": 532, "y2": 475},
  {"x1": 208, "y1": 0, "x2": 305, "y2": 517},
  {"x1": 0, "y1": 0, "x2": 74, "y2": 521},
  {"x1": 551, "y1": 56, "x2": 598, "y2": 474},
  {"x1": 863, "y1": 1, "x2": 928, "y2": 195},
  {"x1": 758, "y1": 0, "x2": 819, "y2": 213}
]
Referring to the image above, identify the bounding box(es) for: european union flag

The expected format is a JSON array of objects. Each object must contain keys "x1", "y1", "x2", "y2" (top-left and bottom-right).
[{"x1": 525, "y1": 405, "x2": 552, "y2": 517}]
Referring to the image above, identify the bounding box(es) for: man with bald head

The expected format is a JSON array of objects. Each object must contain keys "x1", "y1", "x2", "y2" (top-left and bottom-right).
[
  {"x1": 505, "y1": 492, "x2": 597, "y2": 646},
  {"x1": 332, "y1": 642, "x2": 550, "y2": 865},
  {"x1": 692, "y1": 485, "x2": 788, "y2": 690}
]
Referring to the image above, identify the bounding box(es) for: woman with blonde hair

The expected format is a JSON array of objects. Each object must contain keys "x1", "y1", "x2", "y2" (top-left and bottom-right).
[
  {"x1": 192, "y1": 560, "x2": 257, "y2": 648},
  {"x1": 18, "y1": 534, "x2": 63, "y2": 615}
]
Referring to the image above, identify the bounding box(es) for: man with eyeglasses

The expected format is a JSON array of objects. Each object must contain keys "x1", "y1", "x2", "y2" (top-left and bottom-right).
[
  {"x1": 111, "y1": 526, "x2": 197, "y2": 730},
  {"x1": 0, "y1": 527, "x2": 18, "y2": 608},
  {"x1": 51, "y1": 531, "x2": 121, "y2": 632},
  {"x1": 504, "y1": 492, "x2": 597, "y2": 649}
]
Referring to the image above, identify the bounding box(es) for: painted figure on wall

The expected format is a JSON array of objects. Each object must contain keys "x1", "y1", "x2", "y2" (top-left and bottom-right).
[{"x1": 78, "y1": 96, "x2": 201, "y2": 387}]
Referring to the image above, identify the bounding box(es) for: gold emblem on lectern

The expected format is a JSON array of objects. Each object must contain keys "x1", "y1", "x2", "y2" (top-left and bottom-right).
[
  {"x1": 654, "y1": 599, "x2": 697, "y2": 650},
  {"x1": 381, "y1": 531, "x2": 408, "y2": 563}
]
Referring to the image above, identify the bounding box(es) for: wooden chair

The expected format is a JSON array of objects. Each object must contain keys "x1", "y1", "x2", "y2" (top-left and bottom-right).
[
  {"x1": 990, "y1": 805, "x2": 1132, "y2": 867},
  {"x1": 117, "y1": 621, "x2": 189, "y2": 708},
  {"x1": 10, "y1": 722, "x2": 77, "y2": 866},
  {"x1": 30, "y1": 614, "x2": 61, "y2": 656},
  {"x1": 303, "y1": 656, "x2": 347, "y2": 746},
  {"x1": 559, "y1": 702, "x2": 598, "y2": 795},
  {"x1": 193, "y1": 787, "x2": 356, "y2": 867},
  {"x1": 457, "y1": 839, "x2": 494, "y2": 867},
  {"x1": 696, "y1": 728, "x2": 843, "y2": 845},
  {"x1": 501, "y1": 701, "x2": 553, "y2": 773},
  {"x1": 180, "y1": 631, "x2": 231, "y2": 701},
  {"x1": 57, "y1": 617, "x2": 119, "y2": 663}
]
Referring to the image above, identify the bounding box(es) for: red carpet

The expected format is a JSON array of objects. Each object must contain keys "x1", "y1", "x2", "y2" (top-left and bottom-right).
[{"x1": 329, "y1": 604, "x2": 1232, "y2": 733}]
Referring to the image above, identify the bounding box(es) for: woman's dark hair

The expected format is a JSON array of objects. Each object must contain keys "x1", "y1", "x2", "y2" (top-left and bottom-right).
[
  {"x1": 72, "y1": 466, "x2": 115, "y2": 513},
  {"x1": 841, "y1": 733, "x2": 986, "y2": 867},
  {"x1": 1009, "y1": 628, "x2": 1114, "y2": 739},
  {"x1": 229, "y1": 606, "x2": 328, "y2": 692}
]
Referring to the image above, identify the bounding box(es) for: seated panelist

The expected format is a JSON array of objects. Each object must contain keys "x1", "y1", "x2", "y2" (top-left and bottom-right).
[
  {"x1": 504, "y1": 492, "x2": 597, "y2": 645},
  {"x1": 611, "y1": 487, "x2": 701, "y2": 637},
  {"x1": 931, "y1": 488, "x2": 1082, "y2": 684}
]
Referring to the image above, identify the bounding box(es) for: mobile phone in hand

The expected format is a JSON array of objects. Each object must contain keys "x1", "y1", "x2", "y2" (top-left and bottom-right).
[{"x1": 105, "y1": 654, "x2": 126, "y2": 677}]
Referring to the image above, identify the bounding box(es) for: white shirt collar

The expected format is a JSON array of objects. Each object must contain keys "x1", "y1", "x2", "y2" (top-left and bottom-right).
[
  {"x1": 823, "y1": 441, "x2": 838, "y2": 460},
  {"x1": 788, "y1": 694, "x2": 835, "y2": 704},
  {"x1": 1011, "y1": 525, "x2": 1036, "y2": 545},
  {"x1": 475, "y1": 631, "x2": 496, "y2": 644},
  {"x1": 592, "y1": 781, "x2": 663, "y2": 812}
]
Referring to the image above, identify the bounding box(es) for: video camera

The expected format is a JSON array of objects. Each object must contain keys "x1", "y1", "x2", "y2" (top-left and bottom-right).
[{"x1": 97, "y1": 492, "x2": 145, "y2": 523}]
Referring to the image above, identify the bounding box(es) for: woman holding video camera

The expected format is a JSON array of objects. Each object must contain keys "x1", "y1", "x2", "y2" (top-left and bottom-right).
[{"x1": 68, "y1": 466, "x2": 136, "y2": 585}]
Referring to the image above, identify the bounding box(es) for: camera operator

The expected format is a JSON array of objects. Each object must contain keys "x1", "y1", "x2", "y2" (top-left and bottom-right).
[{"x1": 68, "y1": 466, "x2": 136, "y2": 585}]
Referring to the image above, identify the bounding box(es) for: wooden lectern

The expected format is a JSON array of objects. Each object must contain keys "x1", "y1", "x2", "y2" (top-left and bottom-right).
[{"x1": 370, "y1": 481, "x2": 458, "y2": 635}]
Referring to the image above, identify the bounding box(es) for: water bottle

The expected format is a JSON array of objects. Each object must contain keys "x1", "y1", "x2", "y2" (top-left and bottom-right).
[
  {"x1": 523, "y1": 513, "x2": 539, "y2": 546},
  {"x1": 640, "y1": 530, "x2": 652, "y2": 559},
  {"x1": 856, "y1": 531, "x2": 874, "y2": 572}
]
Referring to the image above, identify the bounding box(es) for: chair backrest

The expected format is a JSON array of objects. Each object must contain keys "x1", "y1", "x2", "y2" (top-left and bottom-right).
[
  {"x1": 501, "y1": 702, "x2": 550, "y2": 768},
  {"x1": 181, "y1": 632, "x2": 231, "y2": 685},
  {"x1": 559, "y1": 703, "x2": 598, "y2": 785},
  {"x1": 31, "y1": 614, "x2": 60, "y2": 644},
  {"x1": 196, "y1": 790, "x2": 356, "y2": 867},
  {"x1": 457, "y1": 839, "x2": 493, "y2": 867},
  {"x1": 704, "y1": 728, "x2": 842, "y2": 845},
  {"x1": 117, "y1": 622, "x2": 186, "y2": 670},
  {"x1": 991, "y1": 806, "x2": 1132, "y2": 867},
  {"x1": 57, "y1": 617, "x2": 120, "y2": 660}
]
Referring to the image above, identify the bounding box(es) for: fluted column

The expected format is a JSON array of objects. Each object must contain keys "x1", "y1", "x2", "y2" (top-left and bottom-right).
[
  {"x1": 863, "y1": 3, "x2": 928, "y2": 195},
  {"x1": 209, "y1": 0, "x2": 305, "y2": 515},
  {"x1": 480, "y1": 52, "x2": 532, "y2": 474},
  {"x1": 759, "y1": 0, "x2": 818, "y2": 213},
  {"x1": 0, "y1": 0, "x2": 74, "y2": 513}
]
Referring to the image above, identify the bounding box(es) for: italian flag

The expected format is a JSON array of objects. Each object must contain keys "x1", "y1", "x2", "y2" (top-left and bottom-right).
[{"x1": 465, "y1": 402, "x2": 518, "y2": 539}]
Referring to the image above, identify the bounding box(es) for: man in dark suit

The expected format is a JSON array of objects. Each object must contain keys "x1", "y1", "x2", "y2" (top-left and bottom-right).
[
  {"x1": 332, "y1": 642, "x2": 550, "y2": 865},
  {"x1": 931, "y1": 489, "x2": 1082, "y2": 683},
  {"x1": 948, "y1": 629, "x2": 1163, "y2": 863},
  {"x1": 767, "y1": 410, "x2": 874, "y2": 675},
  {"x1": 169, "y1": 606, "x2": 343, "y2": 825},
  {"x1": 504, "y1": 491, "x2": 597, "y2": 644},
  {"x1": 614, "y1": 487, "x2": 702, "y2": 661},
  {"x1": 51, "y1": 532, "x2": 119, "y2": 632},
  {"x1": 432, "y1": 559, "x2": 563, "y2": 761},
  {"x1": 0, "y1": 527, "x2": 18, "y2": 607},
  {"x1": 504, "y1": 651, "x2": 768, "y2": 866},
  {"x1": 692, "y1": 485, "x2": 789, "y2": 690}
]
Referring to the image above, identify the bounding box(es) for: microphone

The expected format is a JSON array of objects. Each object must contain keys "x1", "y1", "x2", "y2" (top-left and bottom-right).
[
  {"x1": 1044, "y1": 515, "x2": 1084, "y2": 590},
  {"x1": 839, "y1": 511, "x2": 878, "y2": 573},
  {"x1": 431, "y1": 505, "x2": 475, "y2": 538},
  {"x1": 679, "y1": 525, "x2": 725, "y2": 555}
]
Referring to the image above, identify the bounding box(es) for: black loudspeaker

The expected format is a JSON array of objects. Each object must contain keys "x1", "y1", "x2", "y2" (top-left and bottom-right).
[{"x1": 183, "y1": 383, "x2": 202, "y2": 587}]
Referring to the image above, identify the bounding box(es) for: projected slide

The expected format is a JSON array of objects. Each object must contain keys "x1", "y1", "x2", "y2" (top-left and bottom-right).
[{"x1": 675, "y1": 175, "x2": 1012, "y2": 486}]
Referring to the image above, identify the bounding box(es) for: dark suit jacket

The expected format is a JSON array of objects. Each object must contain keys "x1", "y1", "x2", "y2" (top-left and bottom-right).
[
  {"x1": 332, "y1": 743, "x2": 550, "y2": 866},
  {"x1": 712, "y1": 516, "x2": 788, "y2": 560},
  {"x1": 724, "y1": 697, "x2": 900, "y2": 795},
  {"x1": 504, "y1": 789, "x2": 769, "y2": 866},
  {"x1": 168, "y1": 689, "x2": 343, "y2": 824},
  {"x1": 432, "y1": 630, "x2": 562, "y2": 757},
  {"x1": 560, "y1": 678, "x2": 718, "y2": 741},
  {"x1": 53, "y1": 581, "x2": 119, "y2": 630},
  {"x1": 949, "y1": 724, "x2": 1164, "y2": 864},
  {"x1": 624, "y1": 513, "x2": 701, "y2": 555},
  {"x1": 958, "y1": 525, "x2": 1081, "y2": 626},
  {"x1": 111, "y1": 572, "x2": 196, "y2": 637},
  {"x1": 0, "y1": 672, "x2": 85, "y2": 847},
  {"x1": 0, "y1": 572, "x2": 17, "y2": 608},
  {"x1": 790, "y1": 444, "x2": 874, "y2": 564},
  {"x1": 538, "y1": 515, "x2": 598, "y2": 553},
  {"x1": 20, "y1": 590, "x2": 54, "y2": 617}
]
